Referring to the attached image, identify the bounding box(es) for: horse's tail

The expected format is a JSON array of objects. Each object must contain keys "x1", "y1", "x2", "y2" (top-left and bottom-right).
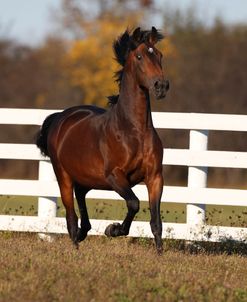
[{"x1": 36, "y1": 112, "x2": 61, "y2": 157}]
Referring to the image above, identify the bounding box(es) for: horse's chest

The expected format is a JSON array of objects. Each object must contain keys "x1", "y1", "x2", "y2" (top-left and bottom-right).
[
  {"x1": 119, "y1": 135, "x2": 143, "y2": 161},
  {"x1": 112, "y1": 136, "x2": 145, "y2": 182}
]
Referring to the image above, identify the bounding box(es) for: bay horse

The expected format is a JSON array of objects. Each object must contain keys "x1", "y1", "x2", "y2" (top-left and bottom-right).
[{"x1": 36, "y1": 26, "x2": 169, "y2": 254}]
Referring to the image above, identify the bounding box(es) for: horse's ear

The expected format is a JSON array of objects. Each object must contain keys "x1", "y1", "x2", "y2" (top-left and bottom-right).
[
  {"x1": 132, "y1": 27, "x2": 141, "y2": 43},
  {"x1": 149, "y1": 26, "x2": 160, "y2": 45}
]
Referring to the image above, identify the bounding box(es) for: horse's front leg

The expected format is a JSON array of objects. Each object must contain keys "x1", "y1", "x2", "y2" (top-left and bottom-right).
[
  {"x1": 105, "y1": 168, "x2": 140, "y2": 237},
  {"x1": 145, "y1": 173, "x2": 163, "y2": 255}
]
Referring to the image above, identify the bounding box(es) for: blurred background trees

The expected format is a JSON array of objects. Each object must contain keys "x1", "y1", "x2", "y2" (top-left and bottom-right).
[
  {"x1": 1, "y1": 0, "x2": 246, "y2": 113},
  {"x1": 0, "y1": 0, "x2": 247, "y2": 185}
]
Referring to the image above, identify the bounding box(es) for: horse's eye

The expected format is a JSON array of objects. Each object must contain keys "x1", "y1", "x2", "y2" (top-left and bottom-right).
[{"x1": 136, "y1": 54, "x2": 142, "y2": 60}]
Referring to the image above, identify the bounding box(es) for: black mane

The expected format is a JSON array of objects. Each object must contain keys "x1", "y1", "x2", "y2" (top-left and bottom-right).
[{"x1": 108, "y1": 27, "x2": 164, "y2": 106}]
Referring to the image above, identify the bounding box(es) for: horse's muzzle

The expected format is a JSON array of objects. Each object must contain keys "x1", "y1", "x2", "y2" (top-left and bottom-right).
[{"x1": 153, "y1": 79, "x2": 170, "y2": 99}]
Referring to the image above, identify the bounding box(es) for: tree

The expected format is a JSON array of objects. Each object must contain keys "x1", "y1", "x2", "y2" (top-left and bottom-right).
[{"x1": 65, "y1": 18, "x2": 126, "y2": 106}]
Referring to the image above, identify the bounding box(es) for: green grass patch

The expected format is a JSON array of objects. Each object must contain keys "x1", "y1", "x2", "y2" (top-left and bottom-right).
[
  {"x1": 86, "y1": 199, "x2": 186, "y2": 223},
  {"x1": 206, "y1": 205, "x2": 247, "y2": 227},
  {"x1": 0, "y1": 195, "x2": 186, "y2": 223},
  {"x1": 0, "y1": 195, "x2": 247, "y2": 227},
  {"x1": 0, "y1": 195, "x2": 38, "y2": 216}
]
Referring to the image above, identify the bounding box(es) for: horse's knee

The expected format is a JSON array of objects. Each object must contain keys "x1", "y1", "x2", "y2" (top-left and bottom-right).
[{"x1": 128, "y1": 199, "x2": 140, "y2": 214}]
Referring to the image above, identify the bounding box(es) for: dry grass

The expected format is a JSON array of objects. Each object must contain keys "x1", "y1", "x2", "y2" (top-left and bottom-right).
[{"x1": 0, "y1": 232, "x2": 247, "y2": 302}]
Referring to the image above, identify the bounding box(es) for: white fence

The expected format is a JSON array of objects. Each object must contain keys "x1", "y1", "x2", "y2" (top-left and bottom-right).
[{"x1": 0, "y1": 108, "x2": 247, "y2": 242}]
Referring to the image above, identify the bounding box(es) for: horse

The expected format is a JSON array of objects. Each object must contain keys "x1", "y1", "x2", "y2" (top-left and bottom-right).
[{"x1": 36, "y1": 26, "x2": 169, "y2": 254}]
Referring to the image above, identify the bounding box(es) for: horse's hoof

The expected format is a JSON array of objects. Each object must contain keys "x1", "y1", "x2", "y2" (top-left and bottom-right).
[
  {"x1": 105, "y1": 223, "x2": 122, "y2": 237},
  {"x1": 76, "y1": 227, "x2": 88, "y2": 242},
  {"x1": 73, "y1": 240, "x2": 79, "y2": 250}
]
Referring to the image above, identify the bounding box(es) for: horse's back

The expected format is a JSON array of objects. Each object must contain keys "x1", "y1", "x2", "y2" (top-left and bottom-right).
[
  {"x1": 61, "y1": 105, "x2": 106, "y2": 121},
  {"x1": 50, "y1": 105, "x2": 106, "y2": 137}
]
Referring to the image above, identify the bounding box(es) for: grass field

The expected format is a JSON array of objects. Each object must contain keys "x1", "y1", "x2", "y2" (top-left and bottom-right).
[
  {"x1": 0, "y1": 232, "x2": 247, "y2": 302},
  {"x1": 1, "y1": 195, "x2": 247, "y2": 227},
  {"x1": 1, "y1": 196, "x2": 247, "y2": 301}
]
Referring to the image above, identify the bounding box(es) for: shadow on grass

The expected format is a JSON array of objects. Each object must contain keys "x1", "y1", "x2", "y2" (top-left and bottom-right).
[
  {"x1": 129, "y1": 237, "x2": 247, "y2": 256},
  {"x1": 1, "y1": 231, "x2": 247, "y2": 257}
]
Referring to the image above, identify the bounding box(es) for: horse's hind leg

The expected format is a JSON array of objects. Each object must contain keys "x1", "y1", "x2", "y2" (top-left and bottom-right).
[
  {"x1": 74, "y1": 183, "x2": 91, "y2": 242},
  {"x1": 105, "y1": 168, "x2": 139, "y2": 237},
  {"x1": 54, "y1": 166, "x2": 79, "y2": 246}
]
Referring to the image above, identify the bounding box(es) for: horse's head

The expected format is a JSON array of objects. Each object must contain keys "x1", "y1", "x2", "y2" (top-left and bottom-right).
[{"x1": 126, "y1": 27, "x2": 169, "y2": 100}]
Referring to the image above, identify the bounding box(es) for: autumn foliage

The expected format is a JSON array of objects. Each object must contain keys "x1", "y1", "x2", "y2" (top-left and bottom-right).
[{"x1": 66, "y1": 19, "x2": 127, "y2": 106}]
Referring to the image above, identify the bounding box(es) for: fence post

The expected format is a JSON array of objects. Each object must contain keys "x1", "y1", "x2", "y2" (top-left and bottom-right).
[
  {"x1": 187, "y1": 130, "x2": 208, "y2": 229},
  {"x1": 38, "y1": 160, "x2": 57, "y2": 241}
]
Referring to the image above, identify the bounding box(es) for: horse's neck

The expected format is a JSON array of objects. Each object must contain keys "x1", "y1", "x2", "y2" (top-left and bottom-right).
[{"x1": 115, "y1": 72, "x2": 153, "y2": 132}]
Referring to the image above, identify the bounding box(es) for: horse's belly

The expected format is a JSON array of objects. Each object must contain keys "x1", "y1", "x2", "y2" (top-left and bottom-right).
[
  {"x1": 128, "y1": 168, "x2": 145, "y2": 187},
  {"x1": 75, "y1": 173, "x2": 111, "y2": 190},
  {"x1": 60, "y1": 149, "x2": 110, "y2": 189}
]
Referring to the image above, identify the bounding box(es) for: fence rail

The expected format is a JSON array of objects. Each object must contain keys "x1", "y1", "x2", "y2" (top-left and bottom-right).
[{"x1": 0, "y1": 108, "x2": 247, "y2": 242}]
